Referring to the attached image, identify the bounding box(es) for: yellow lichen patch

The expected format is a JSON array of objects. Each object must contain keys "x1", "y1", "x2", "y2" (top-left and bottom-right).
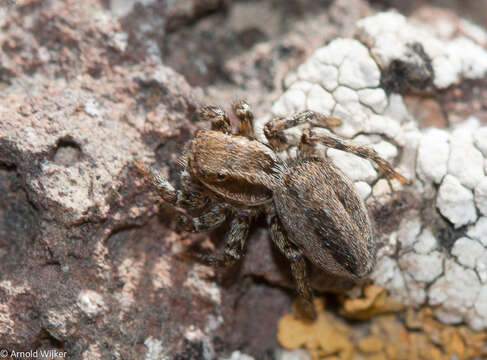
[
  {"x1": 277, "y1": 298, "x2": 354, "y2": 360},
  {"x1": 339, "y1": 285, "x2": 404, "y2": 320},
  {"x1": 278, "y1": 288, "x2": 487, "y2": 360},
  {"x1": 357, "y1": 337, "x2": 384, "y2": 354},
  {"x1": 411, "y1": 308, "x2": 487, "y2": 360}
]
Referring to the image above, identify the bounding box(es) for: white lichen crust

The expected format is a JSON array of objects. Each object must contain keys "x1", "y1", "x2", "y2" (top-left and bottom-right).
[
  {"x1": 269, "y1": 11, "x2": 487, "y2": 330},
  {"x1": 356, "y1": 12, "x2": 487, "y2": 89}
]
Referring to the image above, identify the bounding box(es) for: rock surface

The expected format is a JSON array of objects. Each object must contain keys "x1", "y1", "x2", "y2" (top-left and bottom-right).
[
  {"x1": 1, "y1": 0, "x2": 487, "y2": 359},
  {"x1": 0, "y1": 1, "x2": 229, "y2": 358}
]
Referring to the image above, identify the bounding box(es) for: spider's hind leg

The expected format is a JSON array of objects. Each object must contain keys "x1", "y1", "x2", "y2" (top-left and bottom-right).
[
  {"x1": 299, "y1": 128, "x2": 409, "y2": 184},
  {"x1": 199, "y1": 105, "x2": 232, "y2": 134},
  {"x1": 270, "y1": 216, "x2": 316, "y2": 320},
  {"x1": 232, "y1": 99, "x2": 255, "y2": 139}
]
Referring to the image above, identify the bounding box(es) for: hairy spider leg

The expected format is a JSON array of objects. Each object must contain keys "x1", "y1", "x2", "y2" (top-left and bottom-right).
[
  {"x1": 178, "y1": 203, "x2": 227, "y2": 232},
  {"x1": 232, "y1": 99, "x2": 255, "y2": 139},
  {"x1": 195, "y1": 215, "x2": 250, "y2": 267},
  {"x1": 137, "y1": 161, "x2": 207, "y2": 208},
  {"x1": 199, "y1": 105, "x2": 232, "y2": 134},
  {"x1": 300, "y1": 128, "x2": 409, "y2": 184},
  {"x1": 270, "y1": 216, "x2": 316, "y2": 320},
  {"x1": 263, "y1": 111, "x2": 342, "y2": 152},
  {"x1": 136, "y1": 161, "x2": 229, "y2": 231}
]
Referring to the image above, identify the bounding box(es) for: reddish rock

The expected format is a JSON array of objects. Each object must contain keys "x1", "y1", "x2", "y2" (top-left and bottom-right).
[{"x1": 2, "y1": 0, "x2": 486, "y2": 359}]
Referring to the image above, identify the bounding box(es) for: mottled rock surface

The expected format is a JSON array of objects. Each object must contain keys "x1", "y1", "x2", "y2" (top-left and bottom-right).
[
  {"x1": 1, "y1": 0, "x2": 487, "y2": 359},
  {"x1": 0, "y1": 1, "x2": 226, "y2": 358}
]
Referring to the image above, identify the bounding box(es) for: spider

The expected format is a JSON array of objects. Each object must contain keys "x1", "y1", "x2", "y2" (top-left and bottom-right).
[{"x1": 137, "y1": 100, "x2": 408, "y2": 319}]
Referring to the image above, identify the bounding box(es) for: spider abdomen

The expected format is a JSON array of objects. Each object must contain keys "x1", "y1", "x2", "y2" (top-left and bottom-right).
[{"x1": 274, "y1": 157, "x2": 376, "y2": 279}]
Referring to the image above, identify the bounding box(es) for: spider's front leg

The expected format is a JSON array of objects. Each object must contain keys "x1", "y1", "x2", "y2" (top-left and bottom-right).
[
  {"x1": 270, "y1": 216, "x2": 316, "y2": 320},
  {"x1": 232, "y1": 100, "x2": 255, "y2": 139},
  {"x1": 199, "y1": 105, "x2": 232, "y2": 134},
  {"x1": 137, "y1": 162, "x2": 206, "y2": 208},
  {"x1": 136, "y1": 162, "x2": 226, "y2": 231},
  {"x1": 300, "y1": 129, "x2": 409, "y2": 184},
  {"x1": 195, "y1": 214, "x2": 250, "y2": 267},
  {"x1": 177, "y1": 204, "x2": 227, "y2": 232},
  {"x1": 263, "y1": 111, "x2": 341, "y2": 152}
]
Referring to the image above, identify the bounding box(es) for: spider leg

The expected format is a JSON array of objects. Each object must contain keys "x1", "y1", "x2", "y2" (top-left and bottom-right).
[
  {"x1": 270, "y1": 216, "x2": 316, "y2": 320},
  {"x1": 178, "y1": 204, "x2": 227, "y2": 232},
  {"x1": 137, "y1": 161, "x2": 227, "y2": 234},
  {"x1": 232, "y1": 99, "x2": 255, "y2": 139},
  {"x1": 195, "y1": 214, "x2": 250, "y2": 267},
  {"x1": 179, "y1": 169, "x2": 208, "y2": 209},
  {"x1": 136, "y1": 161, "x2": 208, "y2": 209},
  {"x1": 300, "y1": 128, "x2": 409, "y2": 184},
  {"x1": 199, "y1": 105, "x2": 232, "y2": 134},
  {"x1": 263, "y1": 111, "x2": 341, "y2": 152}
]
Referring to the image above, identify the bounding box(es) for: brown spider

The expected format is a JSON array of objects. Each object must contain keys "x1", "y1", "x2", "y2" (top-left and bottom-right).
[{"x1": 137, "y1": 100, "x2": 408, "y2": 319}]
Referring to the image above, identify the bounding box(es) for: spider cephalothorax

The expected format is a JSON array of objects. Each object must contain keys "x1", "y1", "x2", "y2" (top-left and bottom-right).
[{"x1": 138, "y1": 100, "x2": 407, "y2": 319}]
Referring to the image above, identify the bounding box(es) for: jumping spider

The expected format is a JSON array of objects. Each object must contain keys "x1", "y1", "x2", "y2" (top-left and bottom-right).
[{"x1": 137, "y1": 100, "x2": 407, "y2": 319}]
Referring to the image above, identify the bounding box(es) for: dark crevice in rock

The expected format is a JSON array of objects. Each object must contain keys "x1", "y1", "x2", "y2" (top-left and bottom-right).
[
  {"x1": 165, "y1": 1, "x2": 230, "y2": 33},
  {"x1": 40, "y1": 257, "x2": 62, "y2": 268},
  {"x1": 16, "y1": 0, "x2": 44, "y2": 16},
  {"x1": 380, "y1": 43, "x2": 434, "y2": 94},
  {"x1": 0, "y1": 161, "x2": 17, "y2": 172},
  {"x1": 435, "y1": 218, "x2": 468, "y2": 252},
  {"x1": 418, "y1": 192, "x2": 467, "y2": 252},
  {"x1": 86, "y1": 63, "x2": 104, "y2": 79},
  {"x1": 52, "y1": 138, "x2": 82, "y2": 166},
  {"x1": 0, "y1": 68, "x2": 14, "y2": 84},
  {"x1": 173, "y1": 339, "x2": 206, "y2": 360},
  {"x1": 0, "y1": 162, "x2": 39, "y2": 270},
  {"x1": 106, "y1": 224, "x2": 144, "y2": 256},
  {"x1": 37, "y1": 328, "x2": 66, "y2": 352}
]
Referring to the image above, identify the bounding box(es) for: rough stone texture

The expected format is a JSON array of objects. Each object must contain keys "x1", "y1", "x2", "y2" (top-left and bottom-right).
[
  {"x1": 0, "y1": 1, "x2": 237, "y2": 358},
  {"x1": 0, "y1": 62, "x2": 234, "y2": 357},
  {"x1": 2, "y1": 0, "x2": 487, "y2": 358}
]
